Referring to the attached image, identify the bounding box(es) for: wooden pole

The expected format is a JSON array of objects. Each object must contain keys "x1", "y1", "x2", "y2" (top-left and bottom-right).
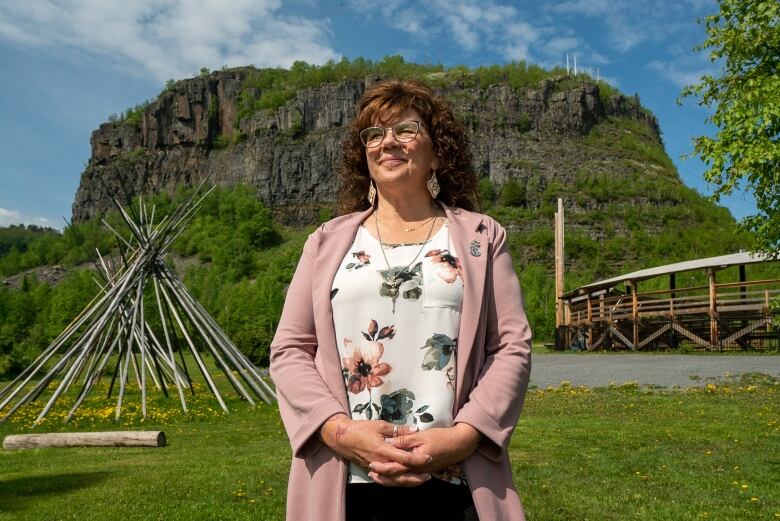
[
  {"x1": 586, "y1": 293, "x2": 593, "y2": 348},
  {"x1": 599, "y1": 293, "x2": 605, "y2": 320},
  {"x1": 708, "y1": 269, "x2": 719, "y2": 349},
  {"x1": 554, "y1": 213, "x2": 561, "y2": 327},
  {"x1": 629, "y1": 280, "x2": 638, "y2": 350},
  {"x1": 739, "y1": 265, "x2": 746, "y2": 300},
  {"x1": 554, "y1": 198, "x2": 565, "y2": 329},
  {"x1": 3, "y1": 431, "x2": 166, "y2": 450}
]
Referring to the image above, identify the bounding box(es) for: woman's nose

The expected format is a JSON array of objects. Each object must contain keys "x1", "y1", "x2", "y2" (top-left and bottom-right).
[{"x1": 379, "y1": 128, "x2": 400, "y2": 147}]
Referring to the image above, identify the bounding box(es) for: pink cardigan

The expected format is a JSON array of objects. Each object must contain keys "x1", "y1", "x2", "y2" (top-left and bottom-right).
[{"x1": 270, "y1": 203, "x2": 532, "y2": 521}]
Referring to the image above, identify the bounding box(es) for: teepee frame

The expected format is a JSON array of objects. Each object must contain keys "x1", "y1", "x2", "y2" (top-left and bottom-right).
[{"x1": 0, "y1": 179, "x2": 275, "y2": 424}]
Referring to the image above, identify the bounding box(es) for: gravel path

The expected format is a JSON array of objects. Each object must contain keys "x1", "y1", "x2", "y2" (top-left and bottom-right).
[{"x1": 529, "y1": 354, "x2": 780, "y2": 388}]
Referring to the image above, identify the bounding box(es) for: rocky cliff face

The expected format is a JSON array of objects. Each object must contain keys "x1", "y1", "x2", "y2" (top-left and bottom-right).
[{"x1": 71, "y1": 69, "x2": 660, "y2": 225}]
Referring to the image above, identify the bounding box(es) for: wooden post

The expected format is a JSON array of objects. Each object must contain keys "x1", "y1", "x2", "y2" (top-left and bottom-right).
[
  {"x1": 766, "y1": 289, "x2": 772, "y2": 333},
  {"x1": 739, "y1": 264, "x2": 747, "y2": 331},
  {"x1": 586, "y1": 293, "x2": 593, "y2": 348},
  {"x1": 739, "y1": 265, "x2": 747, "y2": 300},
  {"x1": 599, "y1": 293, "x2": 605, "y2": 320},
  {"x1": 628, "y1": 280, "x2": 638, "y2": 350},
  {"x1": 709, "y1": 269, "x2": 719, "y2": 349},
  {"x1": 554, "y1": 199, "x2": 565, "y2": 328},
  {"x1": 3, "y1": 431, "x2": 166, "y2": 450}
]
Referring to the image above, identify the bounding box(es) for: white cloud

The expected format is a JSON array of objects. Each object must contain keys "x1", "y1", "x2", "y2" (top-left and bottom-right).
[
  {"x1": 354, "y1": 0, "x2": 548, "y2": 62},
  {"x1": 0, "y1": 1, "x2": 338, "y2": 82},
  {"x1": 589, "y1": 52, "x2": 610, "y2": 65},
  {"x1": 597, "y1": 74, "x2": 620, "y2": 88},
  {"x1": 351, "y1": 0, "x2": 613, "y2": 76},
  {"x1": 503, "y1": 43, "x2": 532, "y2": 62},
  {"x1": 340, "y1": 0, "x2": 625, "y2": 76},
  {"x1": 545, "y1": 36, "x2": 580, "y2": 55},
  {"x1": 542, "y1": 0, "x2": 705, "y2": 55},
  {"x1": 546, "y1": 0, "x2": 612, "y2": 16},
  {"x1": 0, "y1": 208, "x2": 52, "y2": 228},
  {"x1": 646, "y1": 59, "x2": 717, "y2": 88}
]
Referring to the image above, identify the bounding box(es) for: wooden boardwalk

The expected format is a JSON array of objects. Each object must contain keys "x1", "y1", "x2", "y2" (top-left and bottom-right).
[{"x1": 557, "y1": 253, "x2": 780, "y2": 351}]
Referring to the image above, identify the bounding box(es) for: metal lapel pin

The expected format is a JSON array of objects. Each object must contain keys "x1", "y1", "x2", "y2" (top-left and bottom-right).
[{"x1": 470, "y1": 240, "x2": 481, "y2": 257}]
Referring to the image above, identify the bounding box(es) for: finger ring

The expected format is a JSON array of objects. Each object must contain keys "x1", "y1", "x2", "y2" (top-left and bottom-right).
[{"x1": 393, "y1": 424, "x2": 398, "y2": 436}]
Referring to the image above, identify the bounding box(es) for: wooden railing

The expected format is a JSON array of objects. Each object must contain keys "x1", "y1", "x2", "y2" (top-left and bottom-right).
[{"x1": 566, "y1": 279, "x2": 780, "y2": 327}]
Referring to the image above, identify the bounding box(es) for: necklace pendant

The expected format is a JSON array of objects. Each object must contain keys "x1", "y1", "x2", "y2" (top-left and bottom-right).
[{"x1": 386, "y1": 276, "x2": 401, "y2": 298}]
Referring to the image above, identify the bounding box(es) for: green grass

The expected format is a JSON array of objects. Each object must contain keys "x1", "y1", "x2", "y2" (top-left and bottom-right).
[{"x1": 1, "y1": 367, "x2": 778, "y2": 520}]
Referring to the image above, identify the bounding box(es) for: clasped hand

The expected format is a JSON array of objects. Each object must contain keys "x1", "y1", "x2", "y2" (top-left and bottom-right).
[{"x1": 320, "y1": 414, "x2": 480, "y2": 488}]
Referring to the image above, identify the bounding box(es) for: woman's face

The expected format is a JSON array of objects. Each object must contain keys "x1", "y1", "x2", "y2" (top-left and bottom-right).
[{"x1": 365, "y1": 108, "x2": 439, "y2": 194}]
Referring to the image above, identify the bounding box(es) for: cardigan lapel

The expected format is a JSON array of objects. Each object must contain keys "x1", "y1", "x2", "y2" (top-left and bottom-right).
[
  {"x1": 439, "y1": 203, "x2": 487, "y2": 408},
  {"x1": 312, "y1": 207, "x2": 374, "y2": 412}
]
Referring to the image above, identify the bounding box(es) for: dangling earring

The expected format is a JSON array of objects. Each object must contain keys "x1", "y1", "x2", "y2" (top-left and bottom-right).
[
  {"x1": 367, "y1": 179, "x2": 377, "y2": 206},
  {"x1": 427, "y1": 171, "x2": 440, "y2": 199}
]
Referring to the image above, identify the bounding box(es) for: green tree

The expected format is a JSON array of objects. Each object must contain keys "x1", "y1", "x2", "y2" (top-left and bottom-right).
[
  {"x1": 680, "y1": 0, "x2": 780, "y2": 255},
  {"x1": 478, "y1": 177, "x2": 497, "y2": 209},
  {"x1": 500, "y1": 179, "x2": 526, "y2": 207}
]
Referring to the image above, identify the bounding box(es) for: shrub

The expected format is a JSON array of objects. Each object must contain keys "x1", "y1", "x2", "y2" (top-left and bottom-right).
[
  {"x1": 500, "y1": 180, "x2": 526, "y2": 207},
  {"x1": 478, "y1": 177, "x2": 497, "y2": 209}
]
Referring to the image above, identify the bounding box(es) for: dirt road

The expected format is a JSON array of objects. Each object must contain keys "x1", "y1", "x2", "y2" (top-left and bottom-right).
[{"x1": 529, "y1": 353, "x2": 780, "y2": 388}]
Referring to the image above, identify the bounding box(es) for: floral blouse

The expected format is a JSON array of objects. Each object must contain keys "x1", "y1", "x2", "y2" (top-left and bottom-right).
[{"x1": 331, "y1": 219, "x2": 467, "y2": 485}]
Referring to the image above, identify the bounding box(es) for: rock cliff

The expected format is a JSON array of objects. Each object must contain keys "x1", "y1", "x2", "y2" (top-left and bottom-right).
[{"x1": 71, "y1": 68, "x2": 660, "y2": 225}]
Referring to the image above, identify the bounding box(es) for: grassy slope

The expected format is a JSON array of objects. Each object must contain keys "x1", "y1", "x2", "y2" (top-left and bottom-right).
[
  {"x1": 484, "y1": 115, "x2": 779, "y2": 338},
  {"x1": 0, "y1": 367, "x2": 777, "y2": 520}
]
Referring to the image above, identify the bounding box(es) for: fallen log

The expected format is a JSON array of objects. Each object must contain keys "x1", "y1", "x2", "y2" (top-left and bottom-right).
[{"x1": 2, "y1": 431, "x2": 166, "y2": 449}]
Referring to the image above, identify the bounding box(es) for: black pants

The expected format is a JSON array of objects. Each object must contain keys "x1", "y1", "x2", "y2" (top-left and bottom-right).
[{"x1": 346, "y1": 480, "x2": 479, "y2": 521}]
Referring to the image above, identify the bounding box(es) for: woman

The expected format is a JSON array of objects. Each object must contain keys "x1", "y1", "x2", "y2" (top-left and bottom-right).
[{"x1": 270, "y1": 79, "x2": 532, "y2": 521}]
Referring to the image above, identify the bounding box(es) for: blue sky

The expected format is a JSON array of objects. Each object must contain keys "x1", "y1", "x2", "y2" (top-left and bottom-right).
[{"x1": 0, "y1": 0, "x2": 757, "y2": 229}]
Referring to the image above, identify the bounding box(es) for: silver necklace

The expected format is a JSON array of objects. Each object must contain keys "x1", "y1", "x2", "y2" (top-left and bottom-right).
[{"x1": 374, "y1": 210, "x2": 438, "y2": 300}]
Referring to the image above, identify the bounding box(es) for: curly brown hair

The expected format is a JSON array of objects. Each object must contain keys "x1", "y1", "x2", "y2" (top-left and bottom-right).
[{"x1": 337, "y1": 79, "x2": 478, "y2": 215}]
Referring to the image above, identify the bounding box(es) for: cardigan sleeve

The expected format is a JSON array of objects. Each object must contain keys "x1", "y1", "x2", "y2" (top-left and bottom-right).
[
  {"x1": 269, "y1": 231, "x2": 347, "y2": 459},
  {"x1": 453, "y1": 221, "x2": 533, "y2": 461}
]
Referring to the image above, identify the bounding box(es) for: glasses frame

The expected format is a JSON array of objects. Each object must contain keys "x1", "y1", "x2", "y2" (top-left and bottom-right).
[{"x1": 359, "y1": 120, "x2": 422, "y2": 148}]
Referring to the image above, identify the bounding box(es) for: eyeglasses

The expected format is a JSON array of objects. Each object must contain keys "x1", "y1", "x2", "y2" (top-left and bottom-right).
[{"x1": 359, "y1": 120, "x2": 421, "y2": 148}]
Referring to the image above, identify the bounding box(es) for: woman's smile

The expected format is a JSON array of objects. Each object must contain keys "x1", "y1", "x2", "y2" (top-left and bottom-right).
[{"x1": 379, "y1": 155, "x2": 407, "y2": 166}]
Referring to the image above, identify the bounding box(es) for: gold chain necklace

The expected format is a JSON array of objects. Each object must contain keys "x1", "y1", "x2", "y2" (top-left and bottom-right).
[
  {"x1": 374, "y1": 214, "x2": 436, "y2": 232},
  {"x1": 374, "y1": 212, "x2": 437, "y2": 301}
]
